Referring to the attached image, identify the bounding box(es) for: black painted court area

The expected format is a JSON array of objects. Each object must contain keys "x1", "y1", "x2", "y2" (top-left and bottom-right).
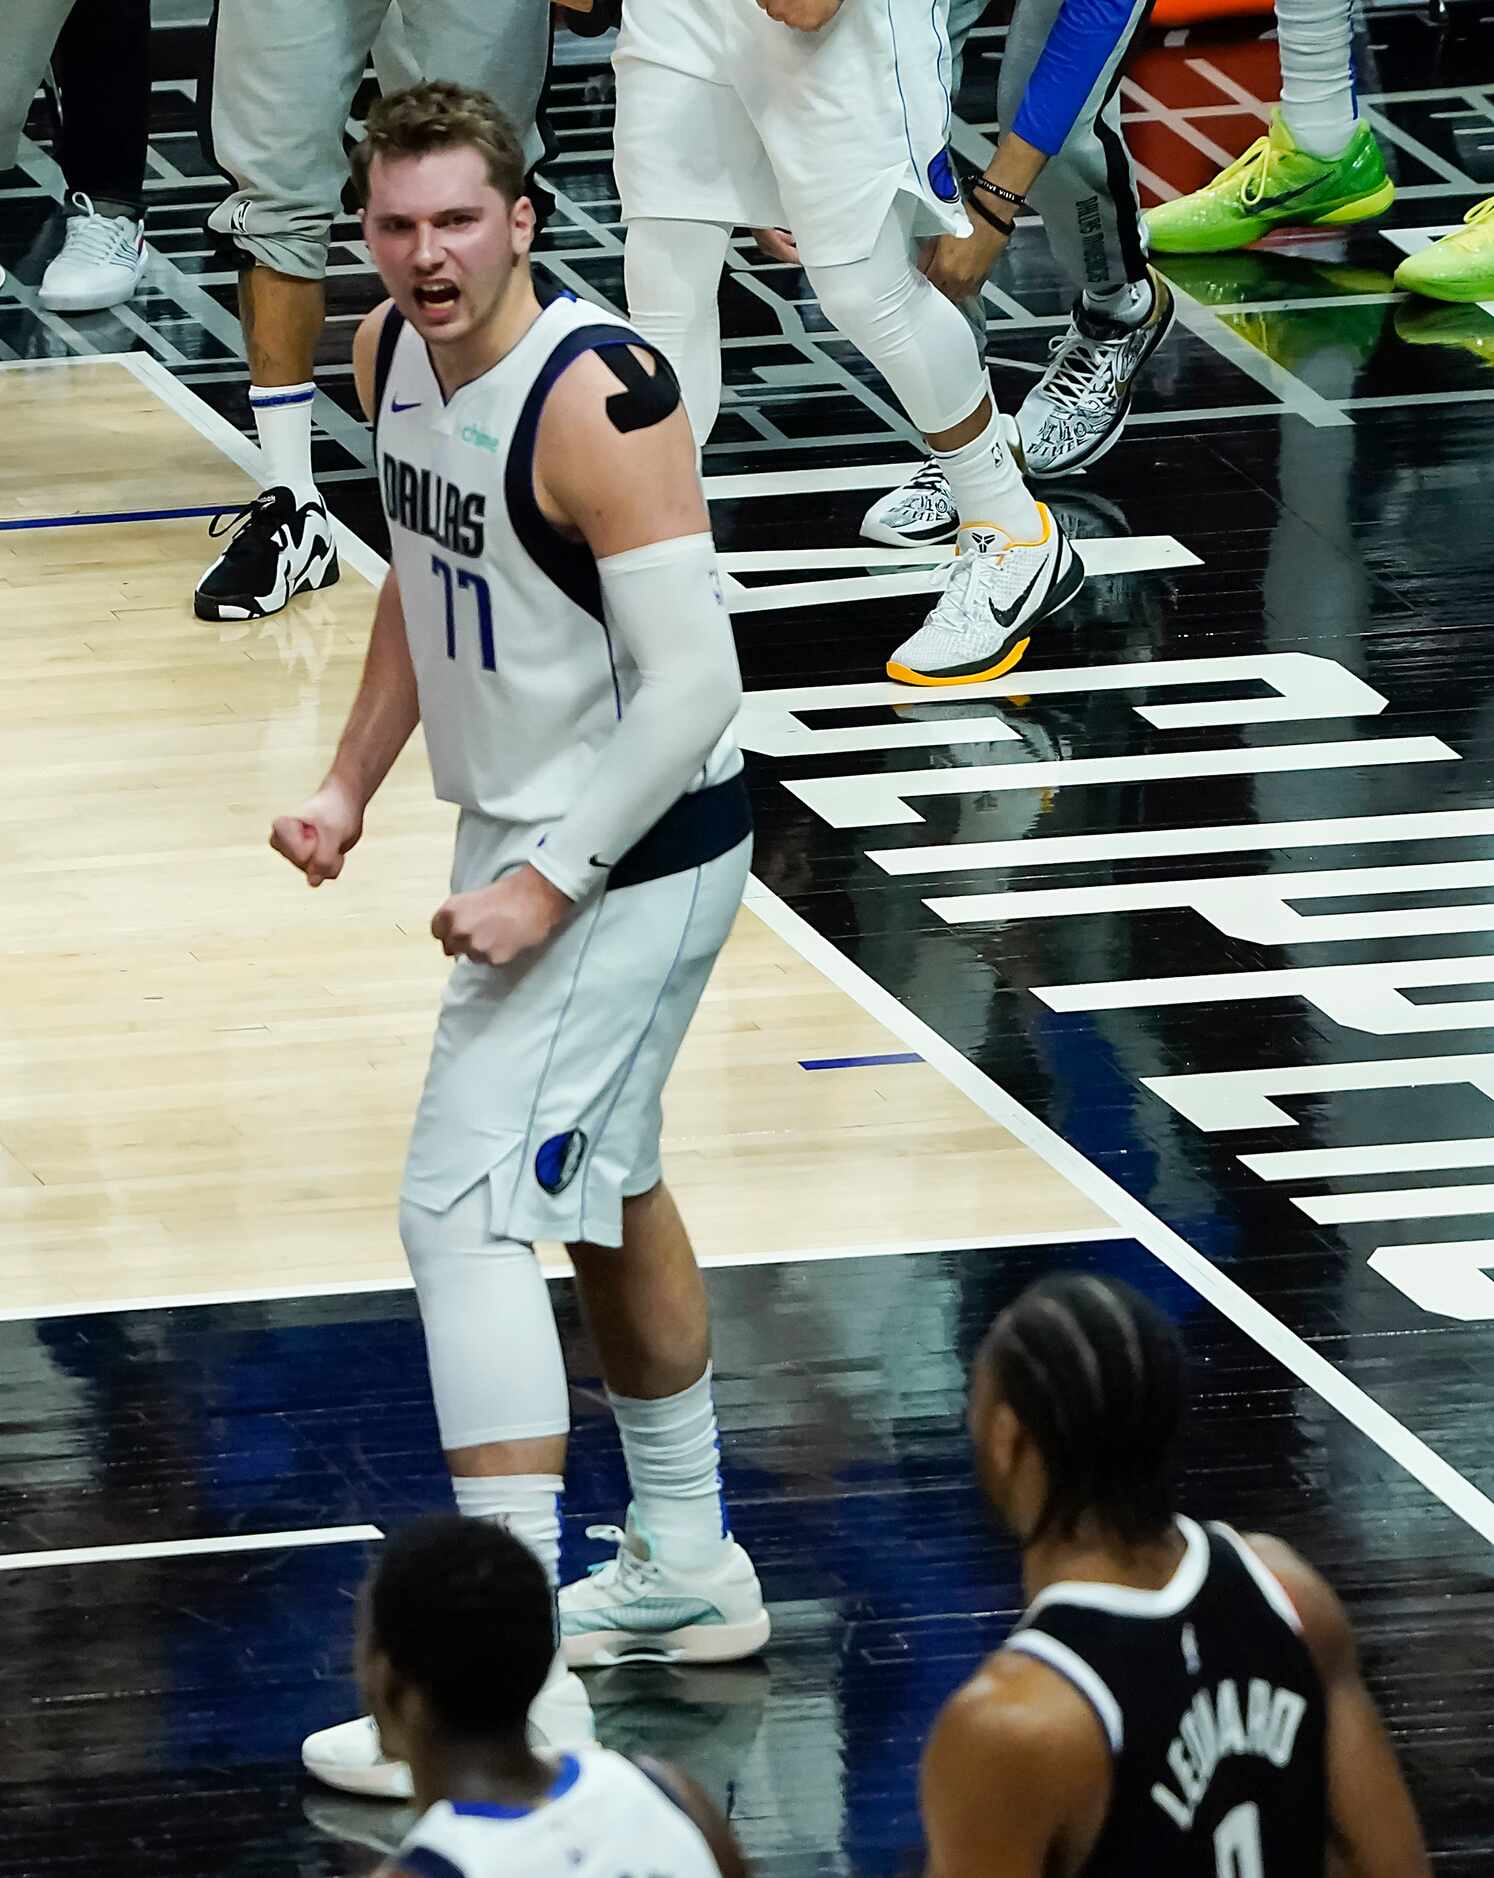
[
  {"x1": 4, "y1": 4, "x2": 1494, "y2": 1873},
  {"x1": 2, "y1": 1243, "x2": 1490, "y2": 1876}
]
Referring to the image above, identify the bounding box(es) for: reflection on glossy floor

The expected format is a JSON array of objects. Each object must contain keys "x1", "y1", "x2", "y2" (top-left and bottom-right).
[{"x1": 3, "y1": 5, "x2": 1494, "y2": 1874}]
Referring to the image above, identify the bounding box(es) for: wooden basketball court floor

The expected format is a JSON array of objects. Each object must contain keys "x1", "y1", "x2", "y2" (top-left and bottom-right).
[
  {"x1": 5, "y1": 10, "x2": 1494, "y2": 1872},
  {"x1": 0, "y1": 356, "x2": 1114, "y2": 1317}
]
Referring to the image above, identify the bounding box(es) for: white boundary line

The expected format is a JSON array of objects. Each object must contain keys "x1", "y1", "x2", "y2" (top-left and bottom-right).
[
  {"x1": 741, "y1": 878, "x2": 1494, "y2": 1548},
  {"x1": 31, "y1": 354, "x2": 1494, "y2": 1552},
  {"x1": 0, "y1": 1231, "x2": 1130, "y2": 1326},
  {"x1": 0, "y1": 1525, "x2": 383, "y2": 1574}
]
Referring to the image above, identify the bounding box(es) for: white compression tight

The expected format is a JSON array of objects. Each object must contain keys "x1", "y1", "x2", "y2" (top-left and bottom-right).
[
  {"x1": 399, "y1": 1179, "x2": 570, "y2": 1453},
  {"x1": 624, "y1": 217, "x2": 733, "y2": 452},
  {"x1": 624, "y1": 196, "x2": 991, "y2": 448}
]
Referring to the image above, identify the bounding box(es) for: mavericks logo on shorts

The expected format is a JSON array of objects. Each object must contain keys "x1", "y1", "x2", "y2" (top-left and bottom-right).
[
  {"x1": 927, "y1": 148, "x2": 959, "y2": 204},
  {"x1": 536, "y1": 1129, "x2": 588, "y2": 1195}
]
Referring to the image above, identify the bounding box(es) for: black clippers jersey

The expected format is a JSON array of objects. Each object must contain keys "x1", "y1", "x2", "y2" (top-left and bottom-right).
[{"x1": 1006, "y1": 1518, "x2": 1327, "y2": 1877}]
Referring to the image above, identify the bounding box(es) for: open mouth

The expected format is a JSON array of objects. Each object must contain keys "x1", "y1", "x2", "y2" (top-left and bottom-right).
[{"x1": 414, "y1": 281, "x2": 460, "y2": 312}]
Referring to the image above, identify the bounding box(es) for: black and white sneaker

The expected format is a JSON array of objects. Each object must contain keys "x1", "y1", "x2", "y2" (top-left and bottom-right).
[
  {"x1": 194, "y1": 486, "x2": 339, "y2": 622},
  {"x1": 1016, "y1": 269, "x2": 1175, "y2": 477},
  {"x1": 861, "y1": 414, "x2": 1025, "y2": 548}
]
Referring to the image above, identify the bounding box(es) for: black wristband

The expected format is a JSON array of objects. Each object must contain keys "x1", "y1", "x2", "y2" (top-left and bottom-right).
[
  {"x1": 965, "y1": 189, "x2": 1015, "y2": 238},
  {"x1": 970, "y1": 175, "x2": 1027, "y2": 210}
]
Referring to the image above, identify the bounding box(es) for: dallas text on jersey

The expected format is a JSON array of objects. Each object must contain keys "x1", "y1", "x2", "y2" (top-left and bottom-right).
[
  {"x1": 382, "y1": 454, "x2": 486, "y2": 557},
  {"x1": 1151, "y1": 1677, "x2": 1308, "y2": 1831}
]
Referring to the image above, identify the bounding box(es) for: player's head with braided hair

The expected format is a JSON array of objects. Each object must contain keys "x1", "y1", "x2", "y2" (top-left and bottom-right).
[
  {"x1": 357, "y1": 1514, "x2": 553, "y2": 1759},
  {"x1": 970, "y1": 1273, "x2": 1185, "y2": 1549}
]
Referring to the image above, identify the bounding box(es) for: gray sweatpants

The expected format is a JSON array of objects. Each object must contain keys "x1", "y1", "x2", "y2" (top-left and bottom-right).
[
  {"x1": 207, "y1": 0, "x2": 549, "y2": 281},
  {"x1": 948, "y1": 0, "x2": 1149, "y2": 304},
  {"x1": 0, "y1": 0, "x2": 71, "y2": 172}
]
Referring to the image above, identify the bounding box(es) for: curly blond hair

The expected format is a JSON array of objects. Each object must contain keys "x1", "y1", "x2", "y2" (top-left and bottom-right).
[{"x1": 351, "y1": 80, "x2": 525, "y2": 207}]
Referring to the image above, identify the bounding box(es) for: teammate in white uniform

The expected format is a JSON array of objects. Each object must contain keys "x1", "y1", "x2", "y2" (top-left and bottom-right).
[
  {"x1": 270, "y1": 82, "x2": 769, "y2": 1800},
  {"x1": 610, "y1": 0, "x2": 1083, "y2": 688},
  {"x1": 361, "y1": 1517, "x2": 744, "y2": 1878}
]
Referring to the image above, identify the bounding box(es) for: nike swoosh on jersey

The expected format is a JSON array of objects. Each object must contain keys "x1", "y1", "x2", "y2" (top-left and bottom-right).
[{"x1": 390, "y1": 398, "x2": 422, "y2": 413}]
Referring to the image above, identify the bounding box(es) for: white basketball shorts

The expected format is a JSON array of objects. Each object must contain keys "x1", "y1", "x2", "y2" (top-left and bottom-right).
[
  {"x1": 613, "y1": 0, "x2": 968, "y2": 267},
  {"x1": 402, "y1": 831, "x2": 751, "y2": 1250}
]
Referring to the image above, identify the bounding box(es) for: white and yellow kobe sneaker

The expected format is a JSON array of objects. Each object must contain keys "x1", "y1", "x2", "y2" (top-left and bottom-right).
[{"x1": 886, "y1": 508, "x2": 1084, "y2": 687}]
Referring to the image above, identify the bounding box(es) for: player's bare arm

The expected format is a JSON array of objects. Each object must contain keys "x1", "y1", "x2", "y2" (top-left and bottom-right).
[
  {"x1": 754, "y1": 0, "x2": 846, "y2": 28},
  {"x1": 1244, "y1": 1536, "x2": 1430, "y2": 1878},
  {"x1": 428, "y1": 342, "x2": 740, "y2": 970},
  {"x1": 921, "y1": 1653, "x2": 1112, "y2": 1878},
  {"x1": 269, "y1": 301, "x2": 420, "y2": 888}
]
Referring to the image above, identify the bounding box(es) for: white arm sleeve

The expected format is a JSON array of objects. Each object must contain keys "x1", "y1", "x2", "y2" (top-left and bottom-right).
[{"x1": 525, "y1": 531, "x2": 743, "y2": 901}]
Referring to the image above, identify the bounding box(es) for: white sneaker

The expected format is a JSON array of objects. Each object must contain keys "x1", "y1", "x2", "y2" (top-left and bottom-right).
[
  {"x1": 301, "y1": 1660, "x2": 595, "y2": 1800},
  {"x1": 886, "y1": 509, "x2": 1083, "y2": 687},
  {"x1": 194, "y1": 485, "x2": 339, "y2": 621},
  {"x1": 860, "y1": 413, "x2": 1025, "y2": 547},
  {"x1": 39, "y1": 193, "x2": 146, "y2": 312},
  {"x1": 1016, "y1": 270, "x2": 1175, "y2": 477},
  {"x1": 559, "y1": 1510, "x2": 771, "y2": 1669}
]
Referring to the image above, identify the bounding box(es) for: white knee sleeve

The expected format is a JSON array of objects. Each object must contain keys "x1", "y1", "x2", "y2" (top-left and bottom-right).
[
  {"x1": 400, "y1": 1181, "x2": 570, "y2": 1452},
  {"x1": 624, "y1": 218, "x2": 732, "y2": 451},
  {"x1": 807, "y1": 197, "x2": 987, "y2": 437}
]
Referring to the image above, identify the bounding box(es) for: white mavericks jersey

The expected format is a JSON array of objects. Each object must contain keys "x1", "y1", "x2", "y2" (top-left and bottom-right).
[
  {"x1": 373, "y1": 291, "x2": 740, "y2": 862},
  {"x1": 396, "y1": 1748, "x2": 723, "y2": 1878}
]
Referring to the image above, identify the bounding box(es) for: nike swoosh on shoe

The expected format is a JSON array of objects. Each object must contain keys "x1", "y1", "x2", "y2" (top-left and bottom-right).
[
  {"x1": 985, "y1": 562, "x2": 1049, "y2": 632},
  {"x1": 1248, "y1": 176, "x2": 1336, "y2": 215}
]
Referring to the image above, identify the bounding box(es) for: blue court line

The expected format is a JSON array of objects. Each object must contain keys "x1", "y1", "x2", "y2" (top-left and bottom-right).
[
  {"x1": 800, "y1": 1052, "x2": 924, "y2": 1070},
  {"x1": 0, "y1": 504, "x2": 228, "y2": 532}
]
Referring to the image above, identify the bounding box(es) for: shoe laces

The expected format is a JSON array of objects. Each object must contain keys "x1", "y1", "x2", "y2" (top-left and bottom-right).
[
  {"x1": 1042, "y1": 327, "x2": 1119, "y2": 410},
  {"x1": 582, "y1": 1522, "x2": 656, "y2": 1588},
  {"x1": 207, "y1": 489, "x2": 289, "y2": 558},
  {"x1": 1462, "y1": 196, "x2": 1494, "y2": 230},
  {"x1": 927, "y1": 541, "x2": 1007, "y2": 632},
  {"x1": 61, "y1": 192, "x2": 137, "y2": 264},
  {"x1": 1215, "y1": 135, "x2": 1272, "y2": 206}
]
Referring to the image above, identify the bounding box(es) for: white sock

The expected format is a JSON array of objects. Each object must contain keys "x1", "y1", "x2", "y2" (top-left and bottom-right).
[
  {"x1": 249, "y1": 382, "x2": 319, "y2": 504},
  {"x1": 608, "y1": 1367, "x2": 730, "y2": 1571},
  {"x1": 452, "y1": 1472, "x2": 564, "y2": 1590},
  {"x1": 1083, "y1": 276, "x2": 1155, "y2": 328},
  {"x1": 935, "y1": 406, "x2": 1041, "y2": 541},
  {"x1": 1275, "y1": 0, "x2": 1358, "y2": 160}
]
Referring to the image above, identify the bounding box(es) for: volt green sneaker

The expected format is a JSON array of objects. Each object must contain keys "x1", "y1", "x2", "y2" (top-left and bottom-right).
[
  {"x1": 1393, "y1": 198, "x2": 1494, "y2": 304},
  {"x1": 1145, "y1": 110, "x2": 1395, "y2": 255}
]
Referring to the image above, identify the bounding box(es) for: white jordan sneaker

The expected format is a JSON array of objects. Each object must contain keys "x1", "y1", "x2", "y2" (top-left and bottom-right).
[
  {"x1": 301, "y1": 1658, "x2": 595, "y2": 1800},
  {"x1": 886, "y1": 509, "x2": 1083, "y2": 687},
  {"x1": 860, "y1": 414, "x2": 1025, "y2": 547},
  {"x1": 39, "y1": 193, "x2": 146, "y2": 312},
  {"x1": 559, "y1": 1511, "x2": 771, "y2": 1669}
]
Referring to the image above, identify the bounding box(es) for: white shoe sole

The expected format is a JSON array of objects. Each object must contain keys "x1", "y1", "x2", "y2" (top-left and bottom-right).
[
  {"x1": 563, "y1": 1606, "x2": 771, "y2": 1669},
  {"x1": 39, "y1": 259, "x2": 147, "y2": 313}
]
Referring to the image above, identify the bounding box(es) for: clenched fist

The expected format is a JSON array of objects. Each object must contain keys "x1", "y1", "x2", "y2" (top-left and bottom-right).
[
  {"x1": 270, "y1": 777, "x2": 364, "y2": 888},
  {"x1": 754, "y1": 0, "x2": 844, "y2": 29},
  {"x1": 431, "y1": 865, "x2": 574, "y2": 968}
]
